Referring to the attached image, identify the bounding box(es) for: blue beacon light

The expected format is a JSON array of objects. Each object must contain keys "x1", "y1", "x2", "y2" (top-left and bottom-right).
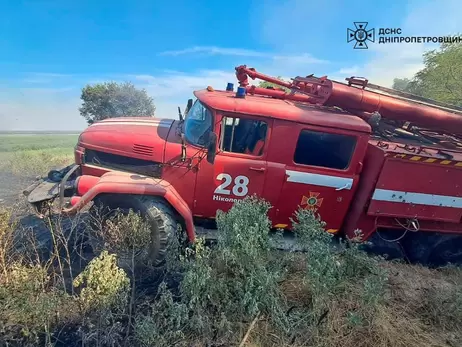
[
  {"x1": 226, "y1": 82, "x2": 234, "y2": 91},
  {"x1": 236, "y1": 86, "x2": 246, "y2": 98}
]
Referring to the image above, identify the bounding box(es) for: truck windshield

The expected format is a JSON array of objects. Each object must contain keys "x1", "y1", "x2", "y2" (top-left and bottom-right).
[{"x1": 184, "y1": 100, "x2": 213, "y2": 147}]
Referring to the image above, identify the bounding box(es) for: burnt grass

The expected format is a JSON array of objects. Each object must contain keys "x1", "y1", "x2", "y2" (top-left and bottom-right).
[
  {"x1": 0, "y1": 169, "x2": 57, "y2": 247},
  {"x1": 0, "y1": 170, "x2": 29, "y2": 206}
]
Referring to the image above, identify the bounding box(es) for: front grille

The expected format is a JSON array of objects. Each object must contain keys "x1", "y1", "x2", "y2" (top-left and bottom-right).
[{"x1": 84, "y1": 149, "x2": 162, "y2": 178}]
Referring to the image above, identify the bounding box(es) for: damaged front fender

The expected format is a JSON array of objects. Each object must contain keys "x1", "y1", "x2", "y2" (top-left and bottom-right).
[{"x1": 63, "y1": 171, "x2": 196, "y2": 242}]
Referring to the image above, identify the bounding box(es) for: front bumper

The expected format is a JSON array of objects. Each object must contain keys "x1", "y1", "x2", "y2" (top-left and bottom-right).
[{"x1": 23, "y1": 164, "x2": 80, "y2": 217}]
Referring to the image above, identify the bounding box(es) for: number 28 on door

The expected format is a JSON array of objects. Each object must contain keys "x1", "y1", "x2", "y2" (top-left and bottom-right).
[{"x1": 213, "y1": 173, "x2": 249, "y2": 203}]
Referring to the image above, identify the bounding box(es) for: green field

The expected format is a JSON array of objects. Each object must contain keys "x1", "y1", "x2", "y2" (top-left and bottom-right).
[{"x1": 0, "y1": 134, "x2": 78, "y2": 176}]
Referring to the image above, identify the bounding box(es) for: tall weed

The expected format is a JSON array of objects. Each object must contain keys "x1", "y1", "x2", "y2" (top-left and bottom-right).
[{"x1": 135, "y1": 196, "x2": 290, "y2": 346}]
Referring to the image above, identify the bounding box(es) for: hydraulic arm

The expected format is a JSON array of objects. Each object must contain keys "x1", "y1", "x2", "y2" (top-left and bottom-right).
[{"x1": 235, "y1": 65, "x2": 462, "y2": 137}]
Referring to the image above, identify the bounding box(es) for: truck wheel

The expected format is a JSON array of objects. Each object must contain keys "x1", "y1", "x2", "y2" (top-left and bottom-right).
[
  {"x1": 403, "y1": 233, "x2": 462, "y2": 267},
  {"x1": 426, "y1": 236, "x2": 462, "y2": 267},
  {"x1": 89, "y1": 194, "x2": 179, "y2": 268}
]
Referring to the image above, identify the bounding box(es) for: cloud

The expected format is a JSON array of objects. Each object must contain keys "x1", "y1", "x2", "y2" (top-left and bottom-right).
[
  {"x1": 0, "y1": 69, "x2": 243, "y2": 130},
  {"x1": 130, "y1": 69, "x2": 258, "y2": 100},
  {"x1": 159, "y1": 46, "x2": 267, "y2": 57},
  {"x1": 337, "y1": 67, "x2": 360, "y2": 76},
  {"x1": 340, "y1": 46, "x2": 427, "y2": 86},
  {"x1": 256, "y1": 0, "x2": 462, "y2": 87},
  {"x1": 273, "y1": 54, "x2": 327, "y2": 65},
  {"x1": 17, "y1": 72, "x2": 76, "y2": 86},
  {"x1": 158, "y1": 46, "x2": 328, "y2": 65},
  {"x1": 21, "y1": 78, "x2": 54, "y2": 84},
  {"x1": 131, "y1": 69, "x2": 243, "y2": 119},
  {"x1": 335, "y1": 0, "x2": 462, "y2": 86}
]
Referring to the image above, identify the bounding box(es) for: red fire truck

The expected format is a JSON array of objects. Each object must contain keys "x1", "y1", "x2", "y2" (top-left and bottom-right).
[{"x1": 24, "y1": 65, "x2": 462, "y2": 266}]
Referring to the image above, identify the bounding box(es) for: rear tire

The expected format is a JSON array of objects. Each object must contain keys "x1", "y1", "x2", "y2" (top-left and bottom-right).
[
  {"x1": 89, "y1": 194, "x2": 179, "y2": 268},
  {"x1": 427, "y1": 236, "x2": 462, "y2": 267},
  {"x1": 403, "y1": 232, "x2": 462, "y2": 267}
]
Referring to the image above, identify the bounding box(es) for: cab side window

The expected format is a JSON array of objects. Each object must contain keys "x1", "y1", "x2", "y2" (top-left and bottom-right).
[
  {"x1": 220, "y1": 116, "x2": 268, "y2": 156},
  {"x1": 294, "y1": 129, "x2": 356, "y2": 170}
]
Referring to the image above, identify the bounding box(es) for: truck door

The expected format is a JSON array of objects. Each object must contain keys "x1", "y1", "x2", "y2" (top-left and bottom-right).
[
  {"x1": 193, "y1": 114, "x2": 271, "y2": 218},
  {"x1": 273, "y1": 125, "x2": 364, "y2": 233}
]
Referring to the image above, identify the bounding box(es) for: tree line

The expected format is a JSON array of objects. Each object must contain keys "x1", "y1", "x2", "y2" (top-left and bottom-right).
[
  {"x1": 392, "y1": 40, "x2": 462, "y2": 107},
  {"x1": 79, "y1": 40, "x2": 461, "y2": 125}
]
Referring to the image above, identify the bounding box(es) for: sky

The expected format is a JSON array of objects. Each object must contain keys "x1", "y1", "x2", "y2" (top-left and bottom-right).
[{"x1": 0, "y1": 0, "x2": 461, "y2": 131}]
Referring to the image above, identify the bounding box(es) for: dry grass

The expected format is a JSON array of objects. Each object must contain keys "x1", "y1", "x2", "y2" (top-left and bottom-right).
[
  {"x1": 255, "y1": 259, "x2": 462, "y2": 347},
  {"x1": 1, "y1": 196, "x2": 462, "y2": 346},
  {"x1": 0, "y1": 205, "x2": 133, "y2": 346}
]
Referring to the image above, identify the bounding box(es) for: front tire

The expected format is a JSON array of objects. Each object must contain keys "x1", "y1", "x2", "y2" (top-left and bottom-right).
[{"x1": 89, "y1": 194, "x2": 179, "y2": 268}]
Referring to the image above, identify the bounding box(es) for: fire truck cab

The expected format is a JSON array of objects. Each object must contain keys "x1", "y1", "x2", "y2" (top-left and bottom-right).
[{"x1": 188, "y1": 87, "x2": 370, "y2": 234}]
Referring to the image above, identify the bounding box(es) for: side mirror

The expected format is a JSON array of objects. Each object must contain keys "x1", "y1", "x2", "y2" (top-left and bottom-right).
[{"x1": 206, "y1": 132, "x2": 218, "y2": 164}]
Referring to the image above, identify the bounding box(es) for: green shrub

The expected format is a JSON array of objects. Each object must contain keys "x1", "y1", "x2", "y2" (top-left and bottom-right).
[
  {"x1": 134, "y1": 198, "x2": 391, "y2": 346},
  {"x1": 134, "y1": 282, "x2": 189, "y2": 346},
  {"x1": 97, "y1": 209, "x2": 154, "y2": 272},
  {"x1": 73, "y1": 250, "x2": 130, "y2": 313},
  {"x1": 291, "y1": 208, "x2": 388, "y2": 345},
  {"x1": 135, "y1": 196, "x2": 290, "y2": 346}
]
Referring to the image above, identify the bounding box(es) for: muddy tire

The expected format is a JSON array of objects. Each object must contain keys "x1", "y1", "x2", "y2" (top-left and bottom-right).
[
  {"x1": 426, "y1": 236, "x2": 462, "y2": 267},
  {"x1": 89, "y1": 194, "x2": 179, "y2": 268},
  {"x1": 403, "y1": 233, "x2": 462, "y2": 267}
]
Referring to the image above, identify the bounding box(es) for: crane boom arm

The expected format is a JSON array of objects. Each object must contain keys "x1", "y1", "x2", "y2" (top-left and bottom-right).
[{"x1": 235, "y1": 65, "x2": 462, "y2": 137}]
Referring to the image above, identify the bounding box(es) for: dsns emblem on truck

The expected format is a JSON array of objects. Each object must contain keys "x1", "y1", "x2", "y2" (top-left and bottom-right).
[
  {"x1": 213, "y1": 173, "x2": 250, "y2": 203},
  {"x1": 301, "y1": 192, "x2": 323, "y2": 212}
]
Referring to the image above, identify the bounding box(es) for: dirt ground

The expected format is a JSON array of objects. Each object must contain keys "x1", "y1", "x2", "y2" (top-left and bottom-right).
[
  {"x1": 0, "y1": 170, "x2": 28, "y2": 206},
  {"x1": 0, "y1": 169, "x2": 65, "y2": 249}
]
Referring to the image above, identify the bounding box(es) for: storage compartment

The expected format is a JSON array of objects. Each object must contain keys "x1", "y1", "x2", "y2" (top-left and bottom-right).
[{"x1": 367, "y1": 158, "x2": 462, "y2": 223}]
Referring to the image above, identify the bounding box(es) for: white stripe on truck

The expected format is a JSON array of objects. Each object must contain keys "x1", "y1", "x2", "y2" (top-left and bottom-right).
[
  {"x1": 371, "y1": 189, "x2": 462, "y2": 208},
  {"x1": 285, "y1": 170, "x2": 462, "y2": 208},
  {"x1": 285, "y1": 170, "x2": 353, "y2": 190}
]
